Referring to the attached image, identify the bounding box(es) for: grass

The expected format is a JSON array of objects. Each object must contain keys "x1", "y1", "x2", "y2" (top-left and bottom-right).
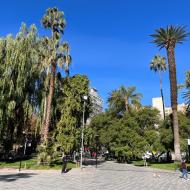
[
  {"x1": 132, "y1": 160, "x2": 190, "y2": 171},
  {"x1": 132, "y1": 160, "x2": 150, "y2": 167},
  {"x1": 150, "y1": 162, "x2": 181, "y2": 171},
  {"x1": 0, "y1": 158, "x2": 76, "y2": 170}
]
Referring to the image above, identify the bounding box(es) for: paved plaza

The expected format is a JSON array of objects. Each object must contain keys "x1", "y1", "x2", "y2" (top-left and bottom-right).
[{"x1": 0, "y1": 161, "x2": 190, "y2": 190}]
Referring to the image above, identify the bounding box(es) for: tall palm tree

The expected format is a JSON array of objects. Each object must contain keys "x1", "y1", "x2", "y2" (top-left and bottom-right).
[
  {"x1": 151, "y1": 25, "x2": 190, "y2": 161},
  {"x1": 150, "y1": 55, "x2": 167, "y2": 119},
  {"x1": 108, "y1": 86, "x2": 142, "y2": 114},
  {"x1": 41, "y1": 7, "x2": 71, "y2": 142}
]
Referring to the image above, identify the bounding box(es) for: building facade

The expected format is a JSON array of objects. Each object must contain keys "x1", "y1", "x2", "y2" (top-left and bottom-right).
[
  {"x1": 87, "y1": 87, "x2": 103, "y2": 124},
  {"x1": 152, "y1": 97, "x2": 186, "y2": 119}
]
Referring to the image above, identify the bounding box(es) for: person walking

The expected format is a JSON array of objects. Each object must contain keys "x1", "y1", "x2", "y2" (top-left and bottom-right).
[
  {"x1": 181, "y1": 159, "x2": 188, "y2": 180},
  {"x1": 61, "y1": 153, "x2": 67, "y2": 174}
]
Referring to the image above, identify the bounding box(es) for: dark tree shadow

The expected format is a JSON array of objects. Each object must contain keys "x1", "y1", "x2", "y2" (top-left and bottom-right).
[
  {"x1": 0, "y1": 173, "x2": 36, "y2": 182},
  {"x1": 83, "y1": 158, "x2": 105, "y2": 167}
]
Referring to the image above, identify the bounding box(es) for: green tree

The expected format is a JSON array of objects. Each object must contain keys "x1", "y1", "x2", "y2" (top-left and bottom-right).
[
  {"x1": 159, "y1": 118, "x2": 174, "y2": 152},
  {"x1": 0, "y1": 24, "x2": 43, "y2": 153},
  {"x1": 135, "y1": 107, "x2": 160, "y2": 131},
  {"x1": 89, "y1": 111, "x2": 118, "y2": 150},
  {"x1": 90, "y1": 106, "x2": 161, "y2": 162},
  {"x1": 53, "y1": 75, "x2": 91, "y2": 154},
  {"x1": 160, "y1": 112, "x2": 190, "y2": 154},
  {"x1": 150, "y1": 55, "x2": 167, "y2": 119},
  {"x1": 151, "y1": 25, "x2": 190, "y2": 161},
  {"x1": 144, "y1": 129, "x2": 164, "y2": 156},
  {"x1": 41, "y1": 7, "x2": 71, "y2": 142}
]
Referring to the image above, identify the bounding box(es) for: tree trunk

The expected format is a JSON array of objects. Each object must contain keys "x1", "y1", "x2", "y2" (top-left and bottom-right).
[
  {"x1": 160, "y1": 89, "x2": 166, "y2": 120},
  {"x1": 159, "y1": 71, "x2": 166, "y2": 120},
  {"x1": 43, "y1": 95, "x2": 47, "y2": 125},
  {"x1": 167, "y1": 46, "x2": 181, "y2": 161},
  {"x1": 43, "y1": 62, "x2": 56, "y2": 142},
  {"x1": 40, "y1": 95, "x2": 48, "y2": 140}
]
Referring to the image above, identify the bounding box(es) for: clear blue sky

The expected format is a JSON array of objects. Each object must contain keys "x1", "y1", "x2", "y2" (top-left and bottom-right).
[{"x1": 1, "y1": 0, "x2": 190, "y2": 108}]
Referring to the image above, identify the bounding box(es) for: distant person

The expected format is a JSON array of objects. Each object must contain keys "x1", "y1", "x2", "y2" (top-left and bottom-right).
[
  {"x1": 181, "y1": 159, "x2": 188, "y2": 180},
  {"x1": 142, "y1": 154, "x2": 148, "y2": 167},
  {"x1": 92, "y1": 152, "x2": 96, "y2": 158},
  {"x1": 61, "y1": 153, "x2": 67, "y2": 174}
]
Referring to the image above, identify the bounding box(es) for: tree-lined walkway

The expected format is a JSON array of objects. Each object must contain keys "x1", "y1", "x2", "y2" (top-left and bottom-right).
[{"x1": 0, "y1": 161, "x2": 189, "y2": 190}]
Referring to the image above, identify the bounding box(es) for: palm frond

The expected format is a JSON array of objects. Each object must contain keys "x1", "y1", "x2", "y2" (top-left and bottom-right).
[
  {"x1": 150, "y1": 55, "x2": 167, "y2": 72},
  {"x1": 183, "y1": 90, "x2": 190, "y2": 104},
  {"x1": 150, "y1": 25, "x2": 190, "y2": 49}
]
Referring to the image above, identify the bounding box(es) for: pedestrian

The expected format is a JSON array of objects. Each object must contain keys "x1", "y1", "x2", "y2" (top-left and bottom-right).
[
  {"x1": 61, "y1": 153, "x2": 67, "y2": 174},
  {"x1": 181, "y1": 159, "x2": 188, "y2": 180}
]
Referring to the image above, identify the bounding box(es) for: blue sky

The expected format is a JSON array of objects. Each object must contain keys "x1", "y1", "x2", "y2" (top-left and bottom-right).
[{"x1": 0, "y1": 0, "x2": 190, "y2": 108}]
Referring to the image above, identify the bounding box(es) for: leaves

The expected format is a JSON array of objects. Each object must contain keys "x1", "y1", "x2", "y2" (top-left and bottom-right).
[
  {"x1": 150, "y1": 55, "x2": 167, "y2": 72},
  {"x1": 0, "y1": 23, "x2": 44, "y2": 147},
  {"x1": 108, "y1": 85, "x2": 142, "y2": 115},
  {"x1": 150, "y1": 25, "x2": 190, "y2": 49},
  {"x1": 53, "y1": 75, "x2": 92, "y2": 153},
  {"x1": 41, "y1": 7, "x2": 66, "y2": 40},
  {"x1": 90, "y1": 107, "x2": 161, "y2": 161}
]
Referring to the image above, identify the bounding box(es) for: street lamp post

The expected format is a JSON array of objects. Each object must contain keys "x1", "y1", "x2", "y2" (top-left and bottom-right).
[{"x1": 80, "y1": 95, "x2": 88, "y2": 169}]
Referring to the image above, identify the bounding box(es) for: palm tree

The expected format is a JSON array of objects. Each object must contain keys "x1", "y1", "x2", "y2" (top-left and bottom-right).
[
  {"x1": 150, "y1": 55, "x2": 167, "y2": 119},
  {"x1": 151, "y1": 25, "x2": 190, "y2": 161},
  {"x1": 108, "y1": 86, "x2": 142, "y2": 114},
  {"x1": 41, "y1": 7, "x2": 71, "y2": 142},
  {"x1": 108, "y1": 89, "x2": 125, "y2": 114}
]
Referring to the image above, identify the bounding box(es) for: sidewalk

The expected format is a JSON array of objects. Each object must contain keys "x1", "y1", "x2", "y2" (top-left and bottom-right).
[{"x1": 0, "y1": 161, "x2": 189, "y2": 190}]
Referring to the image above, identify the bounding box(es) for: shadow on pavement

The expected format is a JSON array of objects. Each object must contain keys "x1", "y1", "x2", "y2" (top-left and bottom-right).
[
  {"x1": 83, "y1": 158, "x2": 105, "y2": 167},
  {"x1": 0, "y1": 173, "x2": 36, "y2": 182}
]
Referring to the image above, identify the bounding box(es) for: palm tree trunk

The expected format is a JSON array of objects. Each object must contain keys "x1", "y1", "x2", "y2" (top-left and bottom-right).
[
  {"x1": 158, "y1": 71, "x2": 166, "y2": 120},
  {"x1": 43, "y1": 95, "x2": 47, "y2": 125},
  {"x1": 40, "y1": 95, "x2": 47, "y2": 140},
  {"x1": 43, "y1": 62, "x2": 56, "y2": 142},
  {"x1": 167, "y1": 46, "x2": 181, "y2": 161},
  {"x1": 160, "y1": 89, "x2": 166, "y2": 120}
]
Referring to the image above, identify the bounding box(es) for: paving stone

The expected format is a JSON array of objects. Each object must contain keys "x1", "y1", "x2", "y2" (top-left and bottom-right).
[{"x1": 0, "y1": 161, "x2": 189, "y2": 190}]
